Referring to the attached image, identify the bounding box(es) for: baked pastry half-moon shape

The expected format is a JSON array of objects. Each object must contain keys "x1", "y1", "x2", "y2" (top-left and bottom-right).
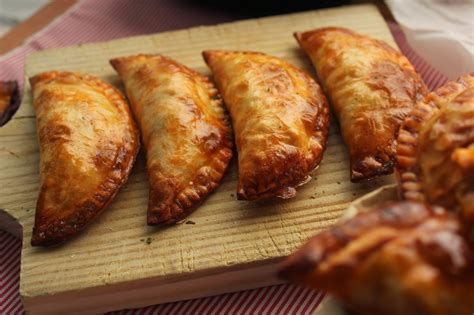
[
  {"x1": 397, "y1": 73, "x2": 474, "y2": 224},
  {"x1": 30, "y1": 71, "x2": 139, "y2": 246},
  {"x1": 110, "y1": 54, "x2": 233, "y2": 225},
  {"x1": 295, "y1": 27, "x2": 428, "y2": 182},
  {"x1": 0, "y1": 80, "x2": 20, "y2": 126},
  {"x1": 203, "y1": 50, "x2": 330, "y2": 200},
  {"x1": 279, "y1": 202, "x2": 474, "y2": 315}
]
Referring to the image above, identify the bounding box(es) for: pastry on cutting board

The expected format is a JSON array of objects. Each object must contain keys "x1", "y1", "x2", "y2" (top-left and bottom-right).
[
  {"x1": 110, "y1": 54, "x2": 233, "y2": 225},
  {"x1": 30, "y1": 71, "x2": 139, "y2": 246},
  {"x1": 203, "y1": 50, "x2": 330, "y2": 200},
  {"x1": 295, "y1": 27, "x2": 427, "y2": 182},
  {"x1": 279, "y1": 201, "x2": 474, "y2": 315},
  {"x1": 397, "y1": 73, "x2": 474, "y2": 225},
  {"x1": 0, "y1": 80, "x2": 20, "y2": 126}
]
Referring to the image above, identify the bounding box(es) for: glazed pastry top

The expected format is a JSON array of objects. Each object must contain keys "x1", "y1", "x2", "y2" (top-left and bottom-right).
[
  {"x1": 279, "y1": 201, "x2": 474, "y2": 315},
  {"x1": 295, "y1": 27, "x2": 427, "y2": 182},
  {"x1": 111, "y1": 54, "x2": 233, "y2": 224},
  {"x1": 203, "y1": 50, "x2": 329, "y2": 200},
  {"x1": 30, "y1": 71, "x2": 139, "y2": 246}
]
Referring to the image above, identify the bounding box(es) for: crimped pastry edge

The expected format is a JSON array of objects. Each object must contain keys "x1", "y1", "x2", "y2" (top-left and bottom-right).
[
  {"x1": 110, "y1": 54, "x2": 234, "y2": 225},
  {"x1": 396, "y1": 73, "x2": 474, "y2": 204},
  {"x1": 202, "y1": 49, "x2": 330, "y2": 201}
]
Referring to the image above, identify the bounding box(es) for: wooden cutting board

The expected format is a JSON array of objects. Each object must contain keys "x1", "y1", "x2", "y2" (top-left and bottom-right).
[{"x1": 0, "y1": 4, "x2": 396, "y2": 314}]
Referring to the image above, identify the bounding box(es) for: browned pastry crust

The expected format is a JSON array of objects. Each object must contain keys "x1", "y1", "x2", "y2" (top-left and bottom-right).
[
  {"x1": 279, "y1": 201, "x2": 474, "y2": 315},
  {"x1": 397, "y1": 73, "x2": 474, "y2": 224},
  {"x1": 0, "y1": 80, "x2": 20, "y2": 126},
  {"x1": 295, "y1": 27, "x2": 428, "y2": 182},
  {"x1": 203, "y1": 50, "x2": 330, "y2": 200},
  {"x1": 30, "y1": 71, "x2": 139, "y2": 246},
  {"x1": 110, "y1": 54, "x2": 233, "y2": 225}
]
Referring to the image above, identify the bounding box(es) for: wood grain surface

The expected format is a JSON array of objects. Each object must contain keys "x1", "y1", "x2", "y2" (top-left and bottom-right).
[{"x1": 0, "y1": 4, "x2": 396, "y2": 314}]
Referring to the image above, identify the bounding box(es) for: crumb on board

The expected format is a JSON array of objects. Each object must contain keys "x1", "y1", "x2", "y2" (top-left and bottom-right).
[
  {"x1": 185, "y1": 220, "x2": 196, "y2": 225},
  {"x1": 145, "y1": 237, "x2": 153, "y2": 245},
  {"x1": 6, "y1": 150, "x2": 20, "y2": 158}
]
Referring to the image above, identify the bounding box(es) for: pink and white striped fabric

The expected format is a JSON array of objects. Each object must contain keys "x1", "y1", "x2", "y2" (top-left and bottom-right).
[
  {"x1": 0, "y1": 232, "x2": 22, "y2": 315},
  {"x1": 0, "y1": 1, "x2": 449, "y2": 314},
  {"x1": 0, "y1": 0, "x2": 448, "y2": 90},
  {"x1": 110, "y1": 281, "x2": 325, "y2": 315}
]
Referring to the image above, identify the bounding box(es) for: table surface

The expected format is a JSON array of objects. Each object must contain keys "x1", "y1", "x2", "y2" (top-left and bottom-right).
[
  {"x1": 0, "y1": 0, "x2": 397, "y2": 56},
  {"x1": 0, "y1": 1, "x2": 448, "y2": 314}
]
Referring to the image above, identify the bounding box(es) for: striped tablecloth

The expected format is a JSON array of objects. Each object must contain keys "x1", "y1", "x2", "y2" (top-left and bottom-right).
[{"x1": 0, "y1": 1, "x2": 448, "y2": 314}]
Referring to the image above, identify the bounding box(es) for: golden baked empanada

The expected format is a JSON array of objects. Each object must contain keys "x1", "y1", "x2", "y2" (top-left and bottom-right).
[
  {"x1": 279, "y1": 202, "x2": 474, "y2": 315},
  {"x1": 110, "y1": 54, "x2": 232, "y2": 225},
  {"x1": 30, "y1": 71, "x2": 139, "y2": 246},
  {"x1": 202, "y1": 50, "x2": 329, "y2": 200},
  {"x1": 0, "y1": 80, "x2": 19, "y2": 126},
  {"x1": 295, "y1": 27, "x2": 427, "y2": 182},
  {"x1": 397, "y1": 73, "x2": 474, "y2": 223}
]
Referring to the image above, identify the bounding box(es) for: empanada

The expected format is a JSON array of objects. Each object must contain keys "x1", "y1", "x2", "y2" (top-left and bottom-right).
[
  {"x1": 0, "y1": 80, "x2": 20, "y2": 126},
  {"x1": 295, "y1": 27, "x2": 427, "y2": 182},
  {"x1": 110, "y1": 54, "x2": 233, "y2": 225},
  {"x1": 203, "y1": 50, "x2": 329, "y2": 200},
  {"x1": 397, "y1": 73, "x2": 474, "y2": 224},
  {"x1": 279, "y1": 201, "x2": 474, "y2": 315},
  {"x1": 30, "y1": 71, "x2": 139, "y2": 246}
]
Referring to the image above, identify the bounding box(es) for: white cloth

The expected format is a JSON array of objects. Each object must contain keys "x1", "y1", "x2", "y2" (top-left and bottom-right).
[{"x1": 386, "y1": 0, "x2": 474, "y2": 79}]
